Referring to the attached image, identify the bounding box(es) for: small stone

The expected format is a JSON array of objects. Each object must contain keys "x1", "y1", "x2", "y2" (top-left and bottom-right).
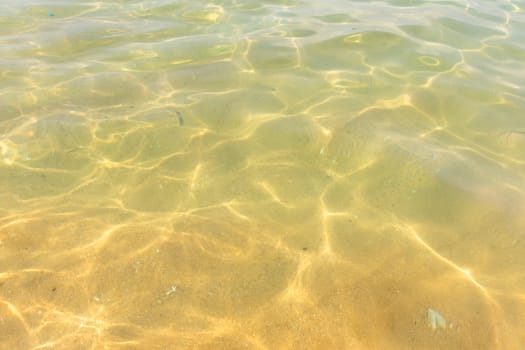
[{"x1": 427, "y1": 308, "x2": 447, "y2": 330}]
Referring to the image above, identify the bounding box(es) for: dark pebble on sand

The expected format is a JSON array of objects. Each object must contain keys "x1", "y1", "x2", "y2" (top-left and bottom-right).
[{"x1": 176, "y1": 111, "x2": 184, "y2": 126}]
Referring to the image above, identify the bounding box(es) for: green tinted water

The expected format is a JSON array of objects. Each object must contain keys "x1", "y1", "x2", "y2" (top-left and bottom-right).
[{"x1": 1, "y1": 1, "x2": 525, "y2": 349}]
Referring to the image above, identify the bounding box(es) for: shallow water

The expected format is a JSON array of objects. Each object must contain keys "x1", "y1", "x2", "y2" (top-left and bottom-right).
[{"x1": 1, "y1": 0, "x2": 525, "y2": 349}]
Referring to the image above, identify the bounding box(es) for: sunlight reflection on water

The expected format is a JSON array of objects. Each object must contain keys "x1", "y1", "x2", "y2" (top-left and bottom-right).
[{"x1": 1, "y1": 0, "x2": 525, "y2": 349}]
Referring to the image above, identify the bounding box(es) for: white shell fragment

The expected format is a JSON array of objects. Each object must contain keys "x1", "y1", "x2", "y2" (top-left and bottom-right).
[
  {"x1": 165, "y1": 285, "x2": 177, "y2": 295},
  {"x1": 427, "y1": 308, "x2": 447, "y2": 330}
]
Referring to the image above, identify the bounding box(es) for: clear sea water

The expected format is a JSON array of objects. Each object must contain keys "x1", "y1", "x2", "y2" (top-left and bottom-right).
[{"x1": 1, "y1": 0, "x2": 525, "y2": 349}]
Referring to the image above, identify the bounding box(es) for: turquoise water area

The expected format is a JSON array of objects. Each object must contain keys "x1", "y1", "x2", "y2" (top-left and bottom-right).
[{"x1": 1, "y1": 0, "x2": 525, "y2": 349}]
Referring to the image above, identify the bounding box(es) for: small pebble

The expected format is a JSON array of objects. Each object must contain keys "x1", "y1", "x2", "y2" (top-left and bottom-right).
[
  {"x1": 176, "y1": 111, "x2": 184, "y2": 126},
  {"x1": 427, "y1": 308, "x2": 447, "y2": 330}
]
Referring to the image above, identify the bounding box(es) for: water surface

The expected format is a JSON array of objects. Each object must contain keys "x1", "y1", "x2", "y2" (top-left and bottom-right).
[{"x1": 1, "y1": 0, "x2": 525, "y2": 349}]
